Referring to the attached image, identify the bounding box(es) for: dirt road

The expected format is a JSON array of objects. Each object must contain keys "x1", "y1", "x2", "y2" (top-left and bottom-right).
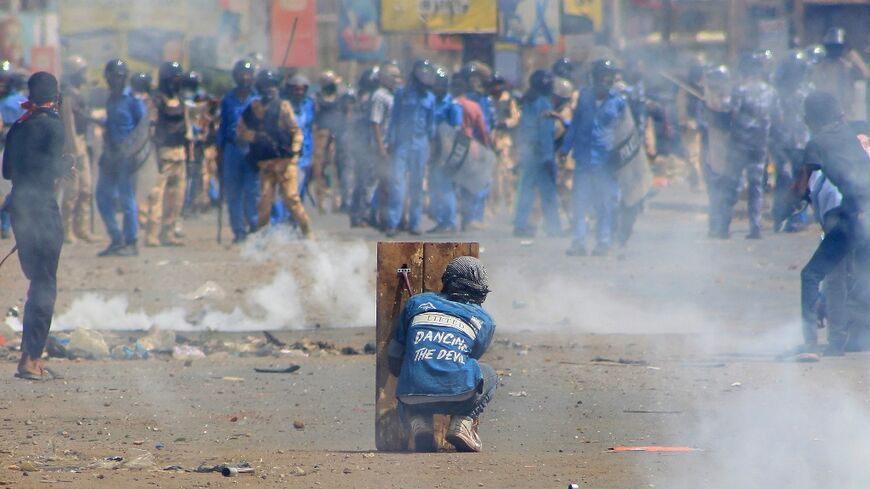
[{"x1": 0, "y1": 184, "x2": 866, "y2": 488}]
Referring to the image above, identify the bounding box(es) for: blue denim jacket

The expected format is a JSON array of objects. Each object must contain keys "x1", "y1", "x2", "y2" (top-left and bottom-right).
[
  {"x1": 105, "y1": 91, "x2": 145, "y2": 148},
  {"x1": 517, "y1": 94, "x2": 555, "y2": 164},
  {"x1": 388, "y1": 86, "x2": 436, "y2": 148},
  {"x1": 561, "y1": 87, "x2": 627, "y2": 168},
  {"x1": 217, "y1": 89, "x2": 257, "y2": 149},
  {"x1": 388, "y1": 292, "x2": 496, "y2": 400}
]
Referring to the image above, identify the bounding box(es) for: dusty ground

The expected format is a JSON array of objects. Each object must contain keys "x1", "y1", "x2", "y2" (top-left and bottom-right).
[{"x1": 0, "y1": 184, "x2": 867, "y2": 489}]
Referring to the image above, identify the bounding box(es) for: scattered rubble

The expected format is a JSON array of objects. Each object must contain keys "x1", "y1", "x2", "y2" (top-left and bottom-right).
[{"x1": 26, "y1": 329, "x2": 375, "y2": 363}]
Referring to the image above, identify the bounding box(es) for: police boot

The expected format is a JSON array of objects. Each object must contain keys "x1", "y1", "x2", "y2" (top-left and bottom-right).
[
  {"x1": 73, "y1": 198, "x2": 96, "y2": 243},
  {"x1": 63, "y1": 224, "x2": 77, "y2": 244},
  {"x1": 160, "y1": 226, "x2": 184, "y2": 247},
  {"x1": 299, "y1": 221, "x2": 315, "y2": 240},
  {"x1": 144, "y1": 223, "x2": 161, "y2": 247},
  {"x1": 62, "y1": 212, "x2": 77, "y2": 244}
]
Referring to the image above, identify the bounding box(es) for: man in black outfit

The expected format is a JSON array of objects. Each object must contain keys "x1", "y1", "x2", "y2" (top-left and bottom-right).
[
  {"x1": 793, "y1": 91, "x2": 870, "y2": 360},
  {"x1": 1, "y1": 72, "x2": 68, "y2": 379}
]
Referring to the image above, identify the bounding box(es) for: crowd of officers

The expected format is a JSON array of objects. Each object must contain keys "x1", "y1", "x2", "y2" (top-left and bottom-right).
[{"x1": 0, "y1": 27, "x2": 867, "y2": 265}]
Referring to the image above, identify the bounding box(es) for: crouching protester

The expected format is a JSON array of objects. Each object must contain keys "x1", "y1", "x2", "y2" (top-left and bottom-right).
[
  {"x1": 789, "y1": 92, "x2": 870, "y2": 361},
  {"x1": 1, "y1": 72, "x2": 68, "y2": 379},
  {"x1": 387, "y1": 256, "x2": 498, "y2": 452}
]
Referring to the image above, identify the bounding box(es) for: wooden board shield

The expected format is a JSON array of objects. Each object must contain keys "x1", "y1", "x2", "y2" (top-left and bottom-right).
[{"x1": 375, "y1": 241, "x2": 480, "y2": 451}]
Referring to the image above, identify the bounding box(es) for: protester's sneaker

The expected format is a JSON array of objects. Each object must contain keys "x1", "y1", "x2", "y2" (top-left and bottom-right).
[
  {"x1": 408, "y1": 414, "x2": 436, "y2": 453},
  {"x1": 446, "y1": 416, "x2": 482, "y2": 452}
]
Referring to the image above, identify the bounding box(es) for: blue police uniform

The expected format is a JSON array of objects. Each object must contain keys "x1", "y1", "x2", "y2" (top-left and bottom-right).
[
  {"x1": 96, "y1": 90, "x2": 145, "y2": 246},
  {"x1": 771, "y1": 84, "x2": 812, "y2": 231},
  {"x1": 218, "y1": 89, "x2": 259, "y2": 240},
  {"x1": 429, "y1": 94, "x2": 462, "y2": 229},
  {"x1": 385, "y1": 86, "x2": 435, "y2": 232},
  {"x1": 513, "y1": 94, "x2": 561, "y2": 235},
  {"x1": 562, "y1": 87, "x2": 626, "y2": 251},
  {"x1": 295, "y1": 95, "x2": 315, "y2": 196},
  {"x1": 388, "y1": 292, "x2": 497, "y2": 417},
  {"x1": 715, "y1": 80, "x2": 778, "y2": 236}
]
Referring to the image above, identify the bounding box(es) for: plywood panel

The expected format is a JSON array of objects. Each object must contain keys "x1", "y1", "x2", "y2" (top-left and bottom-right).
[{"x1": 376, "y1": 241, "x2": 479, "y2": 451}]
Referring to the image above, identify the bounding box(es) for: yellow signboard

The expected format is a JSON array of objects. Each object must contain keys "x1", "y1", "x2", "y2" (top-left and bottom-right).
[
  {"x1": 563, "y1": 0, "x2": 602, "y2": 31},
  {"x1": 381, "y1": 0, "x2": 497, "y2": 33}
]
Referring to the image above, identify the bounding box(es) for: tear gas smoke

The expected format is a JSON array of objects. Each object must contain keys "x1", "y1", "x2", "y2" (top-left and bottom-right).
[{"x1": 55, "y1": 235, "x2": 375, "y2": 331}]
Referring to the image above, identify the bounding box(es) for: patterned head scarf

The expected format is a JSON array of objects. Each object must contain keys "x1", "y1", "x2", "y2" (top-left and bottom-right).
[{"x1": 441, "y1": 256, "x2": 491, "y2": 305}]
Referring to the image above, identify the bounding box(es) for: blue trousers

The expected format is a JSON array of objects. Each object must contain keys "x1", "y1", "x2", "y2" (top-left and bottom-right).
[
  {"x1": 713, "y1": 147, "x2": 765, "y2": 235},
  {"x1": 387, "y1": 142, "x2": 428, "y2": 231},
  {"x1": 96, "y1": 158, "x2": 138, "y2": 245},
  {"x1": 222, "y1": 144, "x2": 260, "y2": 239},
  {"x1": 428, "y1": 164, "x2": 457, "y2": 228},
  {"x1": 513, "y1": 160, "x2": 561, "y2": 235},
  {"x1": 571, "y1": 165, "x2": 619, "y2": 248},
  {"x1": 400, "y1": 363, "x2": 499, "y2": 419}
]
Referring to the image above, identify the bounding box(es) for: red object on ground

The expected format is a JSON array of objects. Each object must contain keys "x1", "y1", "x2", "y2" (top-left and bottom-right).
[{"x1": 608, "y1": 446, "x2": 699, "y2": 453}]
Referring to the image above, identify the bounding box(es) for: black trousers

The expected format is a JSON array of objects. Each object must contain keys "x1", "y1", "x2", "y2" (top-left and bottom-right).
[
  {"x1": 11, "y1": 195, "x2": 63, "y2": 359},
  {"x1": 800, "y1": 211, "x2": 867, "y2": 347}
]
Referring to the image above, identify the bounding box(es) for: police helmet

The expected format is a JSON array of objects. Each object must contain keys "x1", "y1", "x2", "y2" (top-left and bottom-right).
[
  {"x1": 131, "y1": 72, "x2": 153, "y2": 93},
  {"x1": 184, "y1": 71, "x2": 202, "y2": 91},
  {"x1": 774, "y1": 50, "x2": 808, "y2": 87},
  {"x1": 319, "y1": 70, "x2": 338, "y2": 87},
  {"x1": 529, "y1": 69, "x2": 554, "y2": 96},
  {"x1": 411, "y1": 58, "x2": 436, "y2": 89},
  {"x1": 822, "y1": 27, "x2": 846, "y2": 47},
  {"x1": 254, "y1": 69, "x2": 280, "y2": 90},
  {"x1": 232, "y1": 60, "x2": 255, "y2": 79},
  {"x1": 245, "y1": 52, "x2": 265, "y2": 71},
  {"x1": 434, "y1": 66, "x2": 449, "y2": 90},
  {"x1": 104, "y1": 59, "x2": 128, "y2": 79},
  {"x1": 158, "y1": 61, "x2": 183, "y2": 82},
  {"x1": 705, "y1": 64, "x2": 731, "y2": 85},
  {"x1": 63, "y1": 55, "x2": 88, "y2": 76},
  {"x1": 287, "y1": 74, "x2": 310, "y2": 88},
  {"x1": 552, "y1": 57, "x2": 574, "y2": 79},
  {"x1": 592, "y1": 59, "x2": 618, "y2": 85},
  {"x1": 460, "y1": 61, "x2": 492, "y2": 82},
  {"x1": 806, "y1": 44, "x2": 827, "y2": 65}
]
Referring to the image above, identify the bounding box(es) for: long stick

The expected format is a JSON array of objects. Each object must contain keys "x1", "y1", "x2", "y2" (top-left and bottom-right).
[
  {"x1": 0, "y1": 244, "x2": 17, "y2": 271},
  {"x1": 658, "y1": 71, "x2": 704, "y2": 100},
  {"x1": 280, "y1": 17, "x2": 300, "y2": 68}
]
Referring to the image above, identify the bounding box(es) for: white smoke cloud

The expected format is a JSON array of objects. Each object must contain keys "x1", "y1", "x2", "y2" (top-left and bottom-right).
[{"x1": 54, "y1": 235, "x2": 375, "y2": 331}]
